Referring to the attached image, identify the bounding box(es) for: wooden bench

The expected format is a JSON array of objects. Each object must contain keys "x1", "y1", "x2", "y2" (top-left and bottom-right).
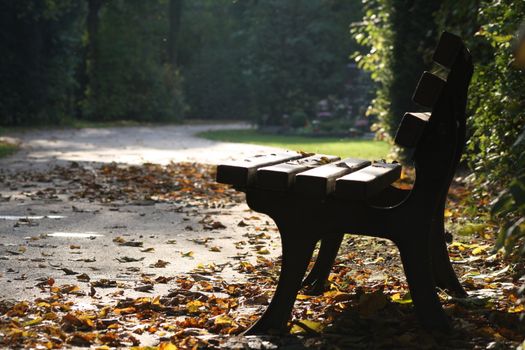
[{"x1": 217, "y1": 32, "x2": 473, "y2": 334}]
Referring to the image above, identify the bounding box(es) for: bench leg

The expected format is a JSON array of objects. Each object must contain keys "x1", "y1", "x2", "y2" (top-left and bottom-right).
[
  {"x1": 302, "y1": 234, "x2": 344, "y2": 295},
  {"x1": 244, "y1": 228, "x2": 317, "y2": 335},
  {"x1": 396, "y1": 234, "x2": 450, "y2": 331},
  {"x1": 431, "y1": 214, "x2": 467, "y2": 297}
]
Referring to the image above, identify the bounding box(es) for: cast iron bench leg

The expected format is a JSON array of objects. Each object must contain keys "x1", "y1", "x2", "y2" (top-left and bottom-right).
[
  {"x1": 244, "y1": 223, "x2": 318, "y2": 335},
  {"x1": 396, "y1": 231, "x2": 450, "y2": 330},
  {"x1": 302, "y1": 221, "x2": 466, "y2": 298},
  {"x1": 302, "y1": 233, "x2": 344, "y2": 294},
  {"x1": 302, "y1": 186, "x2": 410, "y2": 294},
  {"x1": 431, "y1": 121, "x2": 468, "y2": 297},
  {"x1": 431, "y1": 206, "x2": 467, "y2": 297}
]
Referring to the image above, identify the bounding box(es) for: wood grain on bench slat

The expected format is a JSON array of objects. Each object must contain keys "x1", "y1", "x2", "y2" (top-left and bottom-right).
[
  {"x1": 294, "y1": 158, "x2": 371, "y2": 197},
  {"x1": 257, "y1": 154, "x2": 340, "y2": 191},
  {"x1": 335, "y1": 162, "x2": 402, "y2": 200},
  {"x1": 216, "y1": 151, "x2": 302, "y2": 187},
  {"x1": 412, "y1": 72, "x2": 446, "y2": 108},
  {"x1": 394, "y1": 112, "x2": 431, "y2": 148}
]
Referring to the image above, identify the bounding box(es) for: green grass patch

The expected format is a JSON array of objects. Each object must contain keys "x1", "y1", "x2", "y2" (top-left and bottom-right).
[
  {"x1": 0, "y1": 141, "x2": 18, "y2": 158},
  {"x1": 198, "y1": 129, "x2": 390, "y2": 160}
]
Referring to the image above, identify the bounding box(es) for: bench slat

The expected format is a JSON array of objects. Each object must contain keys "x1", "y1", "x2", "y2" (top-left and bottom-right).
[
  {"x1": 394, "y1": 112, "x2": 431, "y2": 148},
  {"x1": 257, "y1": 154, "x2": 340, "y2": 191},
  {"x1": 412, "y1": 72, "x2": 446, "y2": 108},
  {"x1": 294, "y1": 158, "x2": 371, "y2": 197},
  {"x1": 335, "y1": 162, "x2": 402, "y2": 199},
  {"x1": 433, "y1": 31, "x2": 463, "y2": 69},
  {"x1": 216, "y1": 151, "x2": 303, "y2": 187}
]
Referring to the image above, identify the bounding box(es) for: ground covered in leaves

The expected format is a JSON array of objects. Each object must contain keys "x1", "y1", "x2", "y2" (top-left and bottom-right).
[{"x1": 0, "y1": 162, "x2": 524, "y2": 349}]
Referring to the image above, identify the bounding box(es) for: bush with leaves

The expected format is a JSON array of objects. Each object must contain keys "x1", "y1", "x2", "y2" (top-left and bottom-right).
[
  {"x1": 491, "y1": 129, "x2": 525, "y2": 280},
  {"x1": 351, "y1": 0, "x2": 440, "y2": 143}
]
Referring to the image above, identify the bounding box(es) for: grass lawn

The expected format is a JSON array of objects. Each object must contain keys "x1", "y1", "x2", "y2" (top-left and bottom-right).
[
  {"x1": 198, "y1": 129, "x2": 390, "y2": 160},
  {"x1": 0, "y1": 141, "x2": 18, "y2": 158}
]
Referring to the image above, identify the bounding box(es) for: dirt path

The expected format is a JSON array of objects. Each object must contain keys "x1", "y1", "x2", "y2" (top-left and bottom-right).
[{"x1": 0, "y1": 123, "x2": 282, "y2": 170}]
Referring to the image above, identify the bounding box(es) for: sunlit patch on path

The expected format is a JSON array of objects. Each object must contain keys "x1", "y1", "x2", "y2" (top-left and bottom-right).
[
  {"x1": 0, "y1": 215, "x2": 66, "y2": 220},
  {"x1": 47, "y1": 232, "x2": 103, "y2": 238}
]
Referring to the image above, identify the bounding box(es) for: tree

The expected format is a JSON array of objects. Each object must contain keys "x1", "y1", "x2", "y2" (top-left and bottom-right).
[
  {"x1": 83, "y1": 0, "x2": 185, "y2": 122},
  {"x1": 0, "y1": 1, "x2": 85, "y2": 126},
  {"x1": 168, "y1": 0, "x2": 183, "y2": 68},
  {"x1": 241, "y1": 0, "x2": 362, "y2": 125},
  {"x1": 352, "y1": 0, "x2": 440, "y2": 143}
]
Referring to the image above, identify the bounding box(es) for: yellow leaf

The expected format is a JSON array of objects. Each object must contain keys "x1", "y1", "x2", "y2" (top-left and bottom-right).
[
  {"x1": 509, "y1": 304, "x2": 525, "y2": 313},
  {"x1": 214, "y1": 314, "x2": 234, "y2": 326},
  {"x1": 290, "y1": 320, "x2": 325, "y2": 334},
  {"x1": 181, "y1": 251, "x2": 194, "y2": 258},
  {"x1": 296, "y1": 294, "x2": 312, "y2": 300},
  {"x1": 471, "y1": 246, "x2": 488, "y2": 255},
  {"x1": 23, "y1": 317, "x2": 42, "y2": 327},
  {"x1": 391, "y1": 292, "x2": 412, "y2": 304},
  {"x1": 186, "y1": 300, "x2": 204, "y2": 313},
  {"x1": 158, "y1": 342, "x2": 178, "y2": 350},
  {"x1": 95, "y1": 346, "x2": 110, "y2": 350},
  {"x1": 256, "y1": 248, "x2": 270, "y2": 255},
  {"x1": 114, "y1": 307, "x2": 136, "y2": 315}
]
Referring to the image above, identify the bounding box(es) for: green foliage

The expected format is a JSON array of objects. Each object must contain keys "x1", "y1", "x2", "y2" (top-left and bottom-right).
[
  {"x1": 242, "y1": 0, "x2": 362, "y2": 125},
  {"x1": 351, "y1": 0, "x2": 440, "y2": 143},
  {"x1": 179, "y1": 0, "x2": 365, "y2": 124},
  {"x1": 355, "y1": 0, "x2": 525, "y2": 258},
  {"x1": 289, "y1": 110, "x2": 308, "y2": 129},
  {"x1": 83, "y1": 0, "x2": 186, "y2": 122},
  {"x1": 178, "y1": 0, "x2": 251, "y2": 120},
  {"x1": 0, "y1": 0, "x2": 85, "y2": 126},
  {"x1": 491, "y1": 128, "x2": 525, "y2": 263},
  {"x1": 436, "y1": 0, "x2": 525, "y2": 260},
  {"x1": 0, "y1": 0, "x2": 365, "y2": 127}
]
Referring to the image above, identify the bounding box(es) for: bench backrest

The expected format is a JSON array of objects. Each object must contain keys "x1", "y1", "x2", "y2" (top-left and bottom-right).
[{"x1": 217, "y1": 32, "x2": 473, "y2": 202}]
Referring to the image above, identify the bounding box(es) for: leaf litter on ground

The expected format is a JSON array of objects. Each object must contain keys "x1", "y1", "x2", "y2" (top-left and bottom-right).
[{"x1": 0, "y1": 162, "x2": 523, "y2": 349}]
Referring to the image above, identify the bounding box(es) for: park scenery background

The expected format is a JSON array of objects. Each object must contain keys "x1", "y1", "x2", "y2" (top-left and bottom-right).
[{"x1": 0, "y1": 0, "x2": 524, "y2": 349}]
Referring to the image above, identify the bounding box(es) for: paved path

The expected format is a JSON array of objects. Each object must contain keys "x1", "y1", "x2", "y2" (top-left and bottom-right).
[
  {"x1": 0, "y1": 123, "x2": 283, "y2": 170},
  {"x1": 0, "y1": 124, "x2": 283, "y2": 300}
]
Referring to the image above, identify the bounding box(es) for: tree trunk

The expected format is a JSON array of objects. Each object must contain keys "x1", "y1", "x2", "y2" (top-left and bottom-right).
[
  {"x1": 168, "y1": 0, "x2": 183, "y2": 67},
  {"x1": 78, "y1": 0, "x2": 104, "y2": 115}
]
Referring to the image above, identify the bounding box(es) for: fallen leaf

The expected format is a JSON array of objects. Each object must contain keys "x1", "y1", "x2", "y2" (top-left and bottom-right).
[
  {"x1": 76, "y1": 273, "x2": 91, "y2": 282},
  {"x1": 115, "y1": 256, "x2": 145, "y2": 263},
  {"x1": 290, "y1": 319, "x2": 325, "y2": 334},
  {"x1": 61, "y1": 268, "x2": 79, "y2": 275},
  {"x1": 181, "y1": 251, "x2": 194, "y2": 258},
  {"x1": 150, "y1": 260, "x2": 170, "y2": 268}
]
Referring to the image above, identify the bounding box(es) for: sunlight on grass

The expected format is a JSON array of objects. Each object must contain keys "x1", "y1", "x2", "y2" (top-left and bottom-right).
[{"x1": 198, "y1": 129, "x2": 390, "y2": 160}]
